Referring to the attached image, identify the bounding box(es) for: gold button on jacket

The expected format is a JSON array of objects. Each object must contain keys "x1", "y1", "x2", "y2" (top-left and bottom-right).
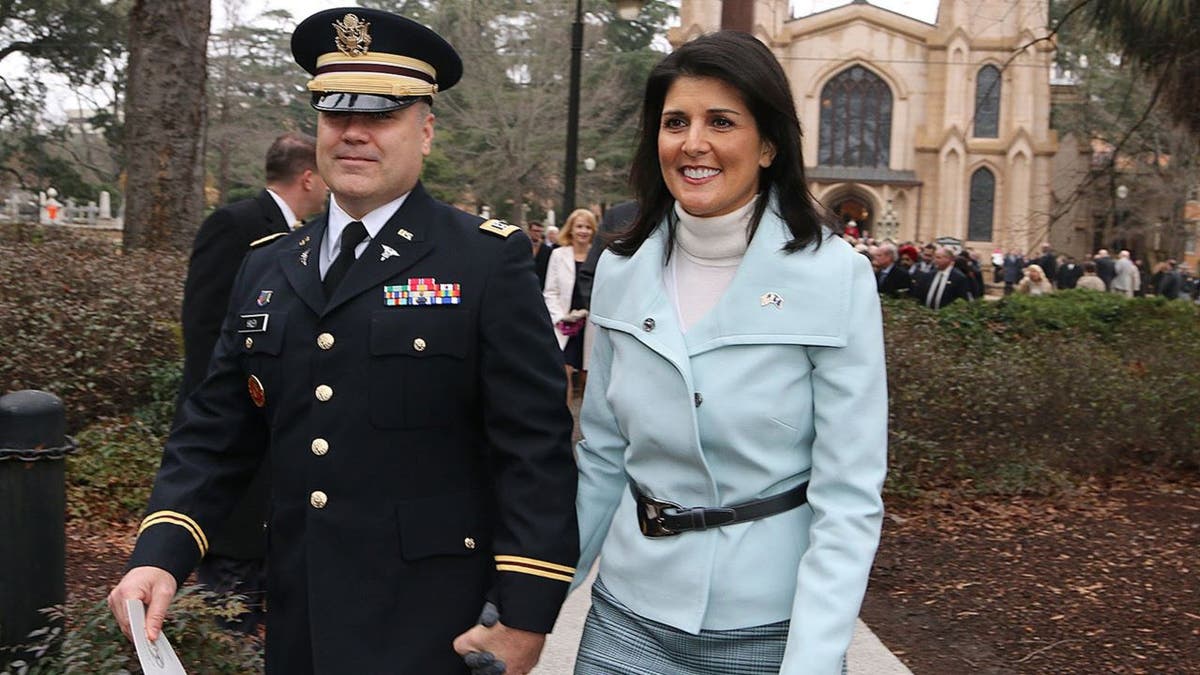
[
  {"x1": 317, "y1": 333, "x2": 335, "y2": 350},
  {"x1": 311, "y1": 438, "x2": 329, "y2": 456},
  {"x1": 315, "y1": 385, "x2": 333, "y2": 401},
  {"x1": 310, "y1": 491, "x2": 328, "y2": 509}
]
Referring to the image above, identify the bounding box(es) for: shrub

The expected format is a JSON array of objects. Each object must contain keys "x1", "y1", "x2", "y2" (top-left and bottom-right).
[
  {"x1": 0, "y1": 233, "x2": 186, "y2": 431},
  {"x1": 67, "y1": 418, "x2": 165, "y2": 521},
  {"x1": 883, "y1": 293, "x2": 1200, "y2": 496},
  {"x1": 0, "y1": 586, "x2": 263, "y2": 674}
]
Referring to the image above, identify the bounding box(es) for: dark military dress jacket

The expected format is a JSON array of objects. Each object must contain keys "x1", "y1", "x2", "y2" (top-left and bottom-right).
[
  {"x1": 130, "y1": 183, "x2": 579, "y2": 674},
  {"x1": 176, "y1": 189, "x2": 289, "y2": 560}
]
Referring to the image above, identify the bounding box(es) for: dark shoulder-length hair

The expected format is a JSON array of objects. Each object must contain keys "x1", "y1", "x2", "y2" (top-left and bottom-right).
[{"x1": 610, "y1": 30, "x2": 825, "y2": 258}]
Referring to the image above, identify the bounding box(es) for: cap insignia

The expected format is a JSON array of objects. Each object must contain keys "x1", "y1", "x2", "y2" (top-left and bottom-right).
[{"x1": 334, "y1": 13, "x2": 372, "y2": 57}]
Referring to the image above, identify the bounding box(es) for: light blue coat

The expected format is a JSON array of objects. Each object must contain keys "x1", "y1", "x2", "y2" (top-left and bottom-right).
[{"x1": 575, "y1": 203, "x2": 888, "y2": 674}]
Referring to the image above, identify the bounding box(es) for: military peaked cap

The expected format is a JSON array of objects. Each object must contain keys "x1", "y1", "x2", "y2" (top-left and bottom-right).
[{"x1": 291, "y1": 7, "x2": 463, "y2": 113}]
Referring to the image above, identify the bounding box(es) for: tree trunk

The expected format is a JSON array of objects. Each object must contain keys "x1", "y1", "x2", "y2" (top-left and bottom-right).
[{"x1": 122, "y1": 0, "x2": 210, "y2": 251}]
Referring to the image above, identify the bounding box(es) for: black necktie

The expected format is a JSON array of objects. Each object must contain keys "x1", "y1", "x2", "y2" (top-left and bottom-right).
[{"x1": 323, "y1": 221, "x2": 368, "y2": 298}]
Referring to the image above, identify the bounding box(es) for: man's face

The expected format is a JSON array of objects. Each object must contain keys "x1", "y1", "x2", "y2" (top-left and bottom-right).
[
  {"x1": 934, "y1": 248, "x2": 955, "y2": 271},
  {"x1": 921, "y1": 247, "x2": 935, "y2": 262},
  {"x1": 871, "y1": 248, "x2": 893, "y2": 270},
  {"x1": 528, "y1": 223, "x2": 544, "y2": 246},
  {"x1": 316, "y1": 104, "x2": 434, "y2": 218}
]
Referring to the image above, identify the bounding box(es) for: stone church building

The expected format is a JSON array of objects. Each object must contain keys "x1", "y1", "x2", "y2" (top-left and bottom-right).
[{"x1": 671, "y1": 0, "x2": 1082, "y2": 254}]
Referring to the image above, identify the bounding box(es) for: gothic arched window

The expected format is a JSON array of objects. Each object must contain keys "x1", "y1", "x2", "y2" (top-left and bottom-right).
[
  {"x1": 819, "y1": 65, "x2": 893, "y2": 167},
  {"x1": 968, "y1": 167, "x2": 996, "y2": 241},
  {"x1": 974, "y1": 65, "x2": 1001, "y2": 138}
]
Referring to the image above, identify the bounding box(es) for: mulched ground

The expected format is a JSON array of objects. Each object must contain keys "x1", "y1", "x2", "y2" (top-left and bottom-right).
[
  {"x1": 861, "y1": 471, "x2": 1200, "y2": 674},
  {"x1": 66, "y1": 457, "x2": 1199, "y2": 674}
]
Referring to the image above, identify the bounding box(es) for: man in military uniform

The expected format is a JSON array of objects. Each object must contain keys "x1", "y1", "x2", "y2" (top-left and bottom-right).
[
  {"x1": 178, "y1": 131, "x2": 327, "y2": 633},
  {"x1": 108, "y1": 9, "x2": 578, "y2": 674}
]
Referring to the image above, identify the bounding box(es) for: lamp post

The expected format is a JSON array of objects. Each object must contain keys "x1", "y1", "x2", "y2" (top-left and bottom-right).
[{"x1": 562, "y1": 0, "x2": 644, "y2": 216}]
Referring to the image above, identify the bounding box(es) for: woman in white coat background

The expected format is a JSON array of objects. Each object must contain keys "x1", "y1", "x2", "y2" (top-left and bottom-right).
[
  {"x1": 573, "y1": 32, "x2": 888, "y2": 675},
  {"x1": 543, "y1": 208, "x2": 596, "y2": 402}
]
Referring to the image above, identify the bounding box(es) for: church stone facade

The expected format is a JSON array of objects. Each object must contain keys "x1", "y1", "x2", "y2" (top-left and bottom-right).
[{"x1": 671, "y1": 0, "x2": 1066, "y2": 252}]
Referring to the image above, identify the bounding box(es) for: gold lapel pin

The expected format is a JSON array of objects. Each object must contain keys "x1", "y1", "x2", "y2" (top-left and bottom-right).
[
  {"x1": 397, "y1": 228, "x2": 414, "y2": 241},
  {"x1": 299, "y1": 249, "x2": 310, "y2": 266}
]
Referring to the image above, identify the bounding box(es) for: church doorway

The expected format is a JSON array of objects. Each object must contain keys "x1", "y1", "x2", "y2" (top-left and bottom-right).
[{"x1": 830, "y1": 194, "x2": 875, "y2": 237}]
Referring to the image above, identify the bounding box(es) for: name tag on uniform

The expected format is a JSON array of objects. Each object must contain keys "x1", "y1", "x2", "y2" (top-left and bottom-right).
[{"x1": 238, "y1": 313, "x2": 270, "y2": 333}]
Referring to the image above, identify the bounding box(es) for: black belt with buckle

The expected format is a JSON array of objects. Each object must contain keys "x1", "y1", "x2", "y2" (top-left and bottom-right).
[{"x1": 631, "y1": 481, "x2": 809, "y2": 538}]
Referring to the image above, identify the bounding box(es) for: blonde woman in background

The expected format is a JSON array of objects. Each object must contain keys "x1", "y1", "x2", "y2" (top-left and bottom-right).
[
  {"x1": 544, "y1": 208, "x2": 597, "y2": 403},
  {"x1": 1016, "y1": 263, "x2": 1054, "y2": 295}
]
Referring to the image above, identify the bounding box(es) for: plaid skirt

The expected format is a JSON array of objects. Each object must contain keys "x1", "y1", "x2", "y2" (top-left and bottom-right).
[{"x1": 575, "y1": 577, "x2": 803, "y2": 675}]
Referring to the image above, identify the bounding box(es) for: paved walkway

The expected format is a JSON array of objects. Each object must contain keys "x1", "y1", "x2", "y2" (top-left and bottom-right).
[{"x1": 534, "y1": 566, "x2": 912, "y2": 674}]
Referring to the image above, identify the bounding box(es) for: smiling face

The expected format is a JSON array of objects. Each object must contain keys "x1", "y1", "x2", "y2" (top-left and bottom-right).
[
  {"x1": 657, "y1": 76, "x2": 775, "y2": 218},
  {"x1": 316, "y1": 104, "x2": 434, "y2": 218}
]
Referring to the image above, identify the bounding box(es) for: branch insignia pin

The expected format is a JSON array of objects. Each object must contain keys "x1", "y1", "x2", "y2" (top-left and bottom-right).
[
  {"x1": 380, "y1": 244, "x2": 399, "y2": 261},
  {"x1": 397, "y1": 228, "x2": 414, "y2": 241},
  {"x1": 299, "y1": 249, "x2": 310, "y2": 266}
]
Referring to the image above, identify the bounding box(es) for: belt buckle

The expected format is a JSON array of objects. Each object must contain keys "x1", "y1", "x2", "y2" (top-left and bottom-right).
[{"x1": 636, "y1": 494, "x2": 684, "y2": 537}]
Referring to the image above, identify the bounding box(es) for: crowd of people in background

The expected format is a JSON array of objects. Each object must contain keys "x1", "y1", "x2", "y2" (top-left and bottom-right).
[{"x1": 828, "y1": 228, "x2": 1200, "y2": 307}]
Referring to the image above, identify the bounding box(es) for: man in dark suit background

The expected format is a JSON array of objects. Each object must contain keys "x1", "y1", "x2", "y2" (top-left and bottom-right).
[
  {"x1": 913, "y1": 245, "x2": 973, "y2": 309},
  {"x1": 176, "y1": 131, "x2": 327, "y2": 632},
  {"x1": 576, "y1": 199, "x2": 637, "y2": 309},
  {"x1": 1055, "y1": 255, "x2": 1083, "y2": 289},
  {"x1": 111, "y1": 10, "x2": 577, "y2": 674},
  {"x1": 1035, "y1": 242, "x2": 1057, "y2": 286},
  {"x1": 526, "y1": 220, "x2": 553, "y2": 289},
  {"x1": 871, "y1": 242, "x2": 911, "y2": 297},
  {"x1": 180, "y1": 132, "x2": 328, "y2": 399},
  {"x1": 1094, "y1": 248, "x2": 1116, "y2": 290}
]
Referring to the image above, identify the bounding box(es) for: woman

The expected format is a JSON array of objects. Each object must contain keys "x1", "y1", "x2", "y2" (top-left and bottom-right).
[
  {"x1": 573, "y1": 32, "x2": 887, "y2": 675},
  {"x1": 543, "y1": 208, "x2": 596, "y2": 403},
  {"x1": 1016, "y1": 263, "x2": 1054, "y2": 295}
]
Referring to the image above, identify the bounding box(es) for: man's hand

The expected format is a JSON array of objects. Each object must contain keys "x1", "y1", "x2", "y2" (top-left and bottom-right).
[
  {"x1": 453, "y1": 621, "x2": 546, "y2": 675},
  {"x1": 107, "y1": 566, "x2": 178, "y2": 642}
]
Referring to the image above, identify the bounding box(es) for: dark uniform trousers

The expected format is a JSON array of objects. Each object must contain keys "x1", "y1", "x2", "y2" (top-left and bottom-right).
[{"x1": 131, "y1": 184, "x2": 579, "y2": 674}]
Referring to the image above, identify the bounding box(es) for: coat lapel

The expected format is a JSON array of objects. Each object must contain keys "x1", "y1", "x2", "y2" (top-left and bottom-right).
[
  {"x1": 591, "y1": 225, "x2": 693, "y2": 387},
  {"x1": 323, "y1": 186, "x2": 436, "y2": 316},
  {"x1": 682, "y1": 206, "x2": 850, "y2": 355},
  {"x1": 278, "y1": 219, "x2": 326, "y2": 316}
]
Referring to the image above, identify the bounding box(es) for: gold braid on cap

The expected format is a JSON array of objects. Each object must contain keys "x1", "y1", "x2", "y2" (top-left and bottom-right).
[{"x1": 308, "y1": 52, "x2": 440, "y2": 97}]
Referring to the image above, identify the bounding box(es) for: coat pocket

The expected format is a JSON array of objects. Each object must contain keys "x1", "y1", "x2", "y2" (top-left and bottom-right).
[
  {"x1": 368, "y1": 310, "x2": 471, "y2": 428},
  {"x1": 396, "y1": 491, "x2": 489, "y2": 562}
]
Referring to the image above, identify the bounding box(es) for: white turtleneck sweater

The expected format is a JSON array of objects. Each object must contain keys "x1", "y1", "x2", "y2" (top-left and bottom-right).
[{"x1": 666, "y1": 198, "x2": 755, "y2": 332}]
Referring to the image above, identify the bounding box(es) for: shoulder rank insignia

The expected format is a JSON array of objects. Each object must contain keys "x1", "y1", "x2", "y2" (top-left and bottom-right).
[
  {"x1": 479, "y1": 219, "x2": 519, "y2": 239},
  {"x1": 249, "y1": 232, "x2": 288, "y2": 249}
]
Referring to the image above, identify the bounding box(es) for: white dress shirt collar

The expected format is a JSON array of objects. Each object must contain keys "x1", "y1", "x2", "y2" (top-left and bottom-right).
[
  {"x1": 265, "y1": 188, "x2": 299, "y2": 230},
  {"x1": 321, "y1": 192, "x2": 410, "y2": 275}
]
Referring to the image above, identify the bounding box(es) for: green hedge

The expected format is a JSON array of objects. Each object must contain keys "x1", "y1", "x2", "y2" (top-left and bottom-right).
[
  {"x1": 2, "y1": 236, "x2": 1197, "y2": 498},
  {"x1": 883, "y1": 291, "x2": 1200, "y2": 496},
  {"x1": 0, "y1": 233, "x2": 186, "y2": 430}
]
